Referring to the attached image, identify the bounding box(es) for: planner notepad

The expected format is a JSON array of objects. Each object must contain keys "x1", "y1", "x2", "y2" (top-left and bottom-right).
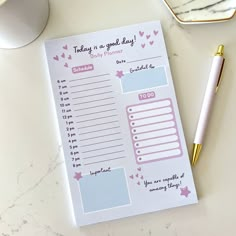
[{"x1": 45, "y1": 21, "x2": 197, "y2": 226}]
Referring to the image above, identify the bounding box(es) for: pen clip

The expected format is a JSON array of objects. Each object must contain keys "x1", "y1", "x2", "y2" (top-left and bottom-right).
[{"x1": 215, "y1": 58, "x2": 225, "y2": 93}]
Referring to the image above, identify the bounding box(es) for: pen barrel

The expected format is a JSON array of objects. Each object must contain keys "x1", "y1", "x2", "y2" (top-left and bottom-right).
[{"x1": 194, "y1": 56, "x2": 224, "y2": 144}]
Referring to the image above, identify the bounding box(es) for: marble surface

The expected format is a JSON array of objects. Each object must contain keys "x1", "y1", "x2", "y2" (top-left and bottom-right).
[{"x1": 0, "y1": 0, "x2": 236, "y2": 235}]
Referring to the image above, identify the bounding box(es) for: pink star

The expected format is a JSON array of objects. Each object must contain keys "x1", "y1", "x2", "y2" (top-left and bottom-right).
[
  {"x1": 74, "y1": 172, "x2": 82, "y2": 181},
  {"x1": 116, "y1": 70, "x2": 124, "y2": 78},
  {"x1": 180, "y1": 186, "x2": 191, "y2": 197}
]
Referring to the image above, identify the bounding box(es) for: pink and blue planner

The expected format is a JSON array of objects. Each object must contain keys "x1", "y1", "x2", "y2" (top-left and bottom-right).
[{"x1": 45, "y1": 21, "x2": 197, "y2": 226}]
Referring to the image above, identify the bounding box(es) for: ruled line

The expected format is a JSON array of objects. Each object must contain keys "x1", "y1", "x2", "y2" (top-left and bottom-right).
[
  {"x1": 80, "y1": 138, "x2": 122, "y2": 147},
  {"x1": 73, "y1": 97, "x2": 115, "y2": 106},
  {"x1": 128, "y1": 105, "x2": 171, "y2": 115},
  {"x1": 82, "y1": 144, "x2": 124, "y2": 153},
  {"x1": 132, "y1": 126, "x2": 175, "y2": 136},
  {"x1": 76, "y1": 109, "x2": 116, "y2": 117},
  {"x1": 129, "y1": 113, "x2": 172, "y2": 122},
  {"x1": 135, "y1": 139, "x2": 178, "y2": 150},
  {"x1": 84, "y1": 156, "x2": 126, "y2": 165},
  {"x1": 74, "y1": 103, "x2": 116, "y2": 111},
  {"x1": 77, "y1": 115, "x2": 118, "y2": 123},
  {"x1": 83, "y1": 150, "x2": 125, "y2": 159},
  {"x1": 70, "y1": 79, "x2": 110, "y2": 88},
  {"x1": 69, "y1": 73, "x2": 110, "y2": 82},
  {"x1": 71, "y1": 85, "x2": 112, "y2": 94},
  {"x1": 138, "y1": 146, "x2": 180, "y2": 157},
  {"x1": 72, "y1": 91, "x2": 113, "y2": 100},
  {"x1": 127, "y1": 56, "x2": 162, "y2": 63},
  {"x1": 130, "y1": 119, "x2": 174, "y2": 129},
  {"x1": 78, "y1": 121, "x2": 119, "y2": 129},
  {"x1": 80, "y1": 132, "x2": 121, "y2": 141},
  {"x1": 79, "y1": 126, "x2": 120, "y2": 135},
  {"x1": 132, "y1": 133, "x2": 177, "y2": 143}
]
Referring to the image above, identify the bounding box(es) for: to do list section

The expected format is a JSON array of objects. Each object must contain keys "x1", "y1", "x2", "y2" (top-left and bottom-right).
[{"x1": 127, "y1": 99, "x2": 182, "y2": 164}]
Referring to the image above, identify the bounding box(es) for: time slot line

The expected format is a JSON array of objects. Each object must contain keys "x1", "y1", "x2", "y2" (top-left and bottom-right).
[
  {"x1": 70, "y1": 79, "x2": 110, "y2": 88},
  {"x1": 76, "y1": 114, "x2": 118, "y2": 123},
  {"x1": 73, "y1": 97, "x2": 115, "y2": 106},
  {"x1": 69, "y1": 73, "x2": 110, "y2": 82},
  {"x1": 79, "y1": 126, "x2": 120, "y2": 135},
  {"x1": 83, "y1": 156, "x2": 126, "y2": 166},
  {"x1": 74, "y1": 103, "x2": 116, "y2": 111},
  {"x1": 77, "y1": 108, "x2": 116, "y2": 117},
  {"x1": 72, "y1": 91, "x2": 113, "y2": 100},
  {"x1": 71, "y1": 85, "x2": 112, "y2": 94},
  {"x1": 81, "y1": 144, "x2": 124, "y2": 153},
  {"x1": 78, "y1": 121, "x2": 119, "y2": 129},
  {"x1": 80, "y1": 132, "x2": 121, "y2": 141},
  {"x1": 83, "y1": 150, "x2": 125, "y2": 160},
  {"x1": 80, "y1": 138, "x2": 122, "y2": 147}
]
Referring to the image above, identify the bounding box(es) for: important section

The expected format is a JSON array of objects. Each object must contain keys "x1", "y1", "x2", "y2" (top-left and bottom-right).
[
  {"x1": 79, "y1": 168, "x2": 130, "y2": 213},
  {"x1": 127, "y1": 99, "x2": 182, "y2": 164}
]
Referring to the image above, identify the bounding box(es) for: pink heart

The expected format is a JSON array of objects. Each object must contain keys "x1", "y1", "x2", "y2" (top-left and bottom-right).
[
  {"x1": 146, "y1": 35, "x2": 151, "y2": 39},
  {"x1": 61, "y1": 53, "x2": 65, "y2": 58},
  {"x1": 149, "y1": 41, "x2": 154, "y2": 45},
  {"x1": 141, "y1": 44, "x2": 145, "y2": 48},
  {"x1": 154, "y1": 30, "x2": 158, "y2": 36},
  {"x1": 64, "y1": 63, "x2": 68, "y2": 68},
  {"x1": 141, "y1": 176, "x2": 144, "y2": 180},
  {"x1": 137, "y1": 167, "x2": 141, "y2": 171},
  {"x1": 53, "y1": 55, "x2": 59, "y2": 61},
  {"x1": 63, "y1": 45, "x2": 68, "y2": 50},
  {"x1": 139, "y1": 31, "x2": 144, "y2": 37},
  {"x1": 136, "y1": 173, "x2": 139, "y2": 178},
  {"x1": 68, "y1": 55, "x2": 72, "y2": 60},
  {"x1": 137, "y1": 181, "x2": 140, "y2": 185},
  {"x1": 129, "y1": 175, "x2": 134, "y2": 179}
]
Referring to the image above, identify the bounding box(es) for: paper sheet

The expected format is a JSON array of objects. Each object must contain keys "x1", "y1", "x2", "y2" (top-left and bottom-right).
[{"x1": 45, "y1": 21, "x2": 197, "y2": 226}]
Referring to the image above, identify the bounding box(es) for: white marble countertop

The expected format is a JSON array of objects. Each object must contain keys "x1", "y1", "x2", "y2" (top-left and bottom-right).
[{"x1": 1, "y1": 0, "x2": 236, "y2": 235}]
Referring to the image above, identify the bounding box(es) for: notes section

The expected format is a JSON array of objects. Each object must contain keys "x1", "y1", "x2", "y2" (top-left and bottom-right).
[
  {"x1": 127, "y1": 99, "x2": 182, "y2": 164},
  {"x1": 69, "y1": 73, "x2": 126, "y2": 166}
]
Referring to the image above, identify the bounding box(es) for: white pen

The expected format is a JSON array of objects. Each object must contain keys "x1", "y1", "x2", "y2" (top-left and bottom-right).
[{"x1": 192, "y1": 45, "x2": 225, "y2": 165}]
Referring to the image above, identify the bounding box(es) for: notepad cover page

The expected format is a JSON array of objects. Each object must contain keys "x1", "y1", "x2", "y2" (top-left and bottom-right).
[{"x1": 45, "y1": 21, "x2": 197, "y2": 226}]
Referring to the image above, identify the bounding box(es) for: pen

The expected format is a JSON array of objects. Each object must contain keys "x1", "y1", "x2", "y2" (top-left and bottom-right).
[{"x1": 191, "y1": 45, "x2": 225, "y2": 166}]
